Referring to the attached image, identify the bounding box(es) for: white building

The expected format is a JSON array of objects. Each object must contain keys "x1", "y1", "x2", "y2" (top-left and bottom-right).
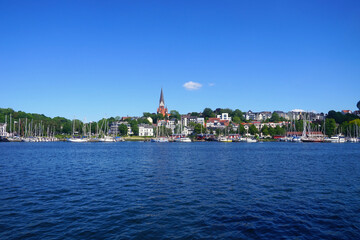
[
  {"x1": 217, "y1": 113, "x2": 232, "y2": 122},
  {"x1": 166, "y1": 119, "x2": 177, "y2": 128},
  {"x1": 138, "y1": 124, "x2": 154, "y2": 136},
  {"x1": 181, "y1": 117, "x2": 188, "y2": 127},
  {"x1": 196, "y1": 117, "x2": 205, "y2": 126},
  {"x1": 110, "y1": 121, "x2": 133, "y2": 135},
  {"x1": 182, "y1": 126, "x2": 193, "y2": 136},
  {"x1": 0, "y1": 123, "x2": 7, "y2": 137}
]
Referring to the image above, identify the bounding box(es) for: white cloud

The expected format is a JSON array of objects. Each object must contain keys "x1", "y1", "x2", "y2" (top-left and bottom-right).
[
  {"x1": 208, "y1": 83, "x2": 215, "y2": 87},
  {"x1": 183, "y1": 81, "x2": 202, "y2": 91}
]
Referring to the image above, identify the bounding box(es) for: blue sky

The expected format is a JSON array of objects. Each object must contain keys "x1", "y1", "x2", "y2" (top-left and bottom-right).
[{"x1": 1, "y1": 0, "x2": 359, "y2": 121}]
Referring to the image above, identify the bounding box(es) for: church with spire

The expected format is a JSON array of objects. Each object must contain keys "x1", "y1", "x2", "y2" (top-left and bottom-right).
[{"x1": 157, "y1": 88, "x2": 168, "y2": 117}]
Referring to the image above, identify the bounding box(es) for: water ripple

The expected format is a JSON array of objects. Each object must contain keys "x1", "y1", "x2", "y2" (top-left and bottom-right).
[{"x1": 0, "y1": 142, "x2": 359, "y2": 239}]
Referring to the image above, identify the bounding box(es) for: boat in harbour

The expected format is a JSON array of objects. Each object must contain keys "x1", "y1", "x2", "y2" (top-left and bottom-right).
[
  {"x1": 218, "y1": 136, "x2": 232, "y2": 142},
  {"x1": 98, "y1": 136, "x2": 116, "y2": 142},
  {"x1": 324, "y1": 134, "x2": 346, "y2": 143},
  {"x1": 174, "y1": 137, "x2": 192, "y2": 142},
  {"x1": 246, "y1": 138, "x2": 257, "y2": 143},
  {"x1": 151, "y1": 137, "x2": 169, "y2": 142},
  {"x1": 67, "y1": 138, "x2": 88, "y2": 143}
]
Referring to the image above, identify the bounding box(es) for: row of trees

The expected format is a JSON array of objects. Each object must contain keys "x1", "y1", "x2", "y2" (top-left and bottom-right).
[{"x1": 325, "y1": 111, "x2": 360, "y2": 137}]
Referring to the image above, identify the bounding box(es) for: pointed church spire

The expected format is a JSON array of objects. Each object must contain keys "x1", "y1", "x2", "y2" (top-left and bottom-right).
[{"x1": 159, "y1": 88, "x2": 165, "y2": 107}]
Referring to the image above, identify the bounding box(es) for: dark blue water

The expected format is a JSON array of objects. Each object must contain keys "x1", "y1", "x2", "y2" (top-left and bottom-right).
[{"x1": 0, "y1": 142, "x2": 359, "y2": 239}]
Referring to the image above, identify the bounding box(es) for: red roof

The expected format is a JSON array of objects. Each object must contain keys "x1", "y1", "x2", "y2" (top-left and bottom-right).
[{"x1": 207, "y1": 118, "x2": 220, "y2": 123}]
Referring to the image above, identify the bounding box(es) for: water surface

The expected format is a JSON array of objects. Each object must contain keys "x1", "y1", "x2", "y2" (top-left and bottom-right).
[{"x1": 0, "y1": 142, "x2": 359, "y2": 239}]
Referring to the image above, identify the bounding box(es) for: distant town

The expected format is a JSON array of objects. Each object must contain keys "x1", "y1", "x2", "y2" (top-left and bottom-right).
[{"x1": 0, "y1": 89, "x2": 359, "y2": 143}]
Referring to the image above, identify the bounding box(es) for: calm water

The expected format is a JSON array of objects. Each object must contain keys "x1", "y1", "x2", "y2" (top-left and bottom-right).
[{"x1": 0, "y1": 142, "x2": 359, "y2": 239}]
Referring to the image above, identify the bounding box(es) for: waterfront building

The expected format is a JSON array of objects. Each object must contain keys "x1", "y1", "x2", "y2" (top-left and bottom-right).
[
  {"x1": 157, "y1": 88, "x2": 168, "y2": 117},
  {"x1": 138, "y1": 124, "x2": 154, "y2": 137},
  {"x1": 110, "y1": 121, "x2": 133, "y2": 135},
  {"x1": 0, "y1": 123, "x2": 7, "y2": 137},
  {"x1": 182, "y1": 126, "x2": 193, "y2": 136}
]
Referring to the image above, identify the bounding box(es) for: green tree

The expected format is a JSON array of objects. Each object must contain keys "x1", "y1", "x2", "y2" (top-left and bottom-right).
[
  {"x1": 190, "y1": 112, "x2": 199, "y2": 117},
  {"x1": 119, "y1": 124, "x2": 128, "y2": 136},
  {"x1": 249, "y1": 124, "x2": 259, "y2": 135},
  {"x1": 129, "y1": 120, "x2": 139, "y2": 136},
  {"x1": 325, "y1": 118, "x2": 337, "y2": 137},
  {"x1": 270, "y1": 112, "x2": 280, "y2": 122},
  {"x1": 143, "y1": 112, "x2": 152, "y2": 118},
  {"x1": 232, "y1": 116, "x2": 241, "y2": 124},
  {"x1": 349, "y1": 119, "x2": 360, "y2": 126},
  {"x1": 202, "y1": 108, "x2": 215, "y2": 119},
  {"x1": 274, "y1": 125, "x2": 285, "y2": 135},
  {"x1": 261, "y1": 125, "x2": 269, "y2": 136},
  {"x1": 327, "y1": 110, "x2": 359, "y2": 124},
  {"x1": 137, "y1": 118, "x2": 151, "y2": 125},
  {"x1": 238, "y1": 124, "x2": 245, "y2": 134},
  {"x1": 170, "y1": 110, "x2": 181, "y2": 120},
  {"x1": 220, "y1": 108, "x2": 233, "y2": 115},
  {"x1": 157, "y1": 113, "x2": 165, "y2": 121},
  {"x1": 232, "y1": 109, "x2": 245, "y2": 122},
  {"x1": 193, "y1": 124, "x2": 204, "y2": 134}
]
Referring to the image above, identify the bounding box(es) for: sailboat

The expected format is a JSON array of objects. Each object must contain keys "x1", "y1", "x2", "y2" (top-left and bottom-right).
[
  {"x1": 174, "y1": 119, "x2": 192, "y2": 142},
  {"x1": 97, "y1": 118, "x2": 115, "y2": 142},
  {"x1": 300, "y1": 113, "x2": 324, "y2": 142},
  {"x1": 151, "y1": 124, "x2": 169, "y2": 142},
  {"x1": 68, "y1": 119, "x2": 88, "y2": 142}
]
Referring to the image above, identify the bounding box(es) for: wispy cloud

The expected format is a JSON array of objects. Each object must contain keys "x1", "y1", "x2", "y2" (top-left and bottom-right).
[
  {"x1": 183, "y1": 81, "x2": 202, "y2": 91},
  {"x1": 208, "y1": 83, "x2": 215, "y2": 87}
]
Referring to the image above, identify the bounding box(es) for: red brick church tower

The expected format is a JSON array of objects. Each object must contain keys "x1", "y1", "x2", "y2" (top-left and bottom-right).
[{"x1": 157, "y1": 88, "x2": 168, "y2": 117}]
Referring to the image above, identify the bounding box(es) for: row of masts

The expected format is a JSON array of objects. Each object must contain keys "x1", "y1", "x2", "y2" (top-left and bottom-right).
[
  {"x1": 4, "y1": 114, "x2": 56, "y2": 138},
  {"x1": 71, "y1": 118, "x2": 114, "y2": 138}
]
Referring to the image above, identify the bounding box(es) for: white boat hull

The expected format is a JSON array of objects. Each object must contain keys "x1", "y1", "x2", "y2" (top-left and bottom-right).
[{"x1": 68, "y1": 138, "x2": 88, "y2": 143}]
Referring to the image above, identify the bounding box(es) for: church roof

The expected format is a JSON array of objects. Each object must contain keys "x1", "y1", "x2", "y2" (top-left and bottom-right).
[{"x1": 159, "y1": 88, "x2": 165, "y2": 105}]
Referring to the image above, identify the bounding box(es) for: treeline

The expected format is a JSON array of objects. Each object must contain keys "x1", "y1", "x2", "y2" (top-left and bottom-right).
[
  {"x1": 325, "y1": 111, "x2": 360, "y2": 136},
  {"x1": 1, "y1": 107, "x2": 359, "y2": 137},
  {"x1": 0, "y1": 108, "x2": 73, "y2": 134}
]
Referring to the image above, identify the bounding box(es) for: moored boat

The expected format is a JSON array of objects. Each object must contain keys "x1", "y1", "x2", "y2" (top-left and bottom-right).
[
  {"x1": 98, "y1": 136, "x2": 116, "y2": 142},
  {"x1": 151, "y1": 137, "x2": 169, "y2": 142},
  {"x1": 68, "y1": 138, "x2": 88, "y2": 143},
  {"x1": 246, "y1": 138, "x2": 257, "y2": 143},
  {"x1": 174, "y1": 137, "x2": 192, "y2": 142},
  {"x1": 218, "y1": 136, "x2": 232, "y2": 142}
]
